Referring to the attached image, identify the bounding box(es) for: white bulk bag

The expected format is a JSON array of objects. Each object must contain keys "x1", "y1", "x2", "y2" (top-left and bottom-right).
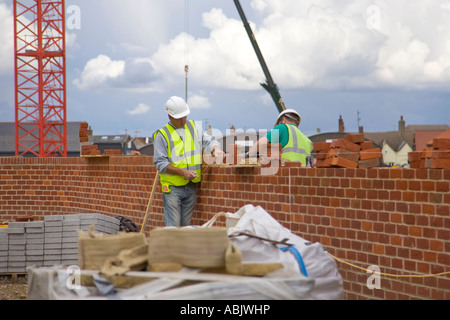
[{"x1": 225, "y1": 205, "x2": 344, "y2": 300}]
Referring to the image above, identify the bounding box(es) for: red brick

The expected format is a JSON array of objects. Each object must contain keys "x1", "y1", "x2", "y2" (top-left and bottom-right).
[
  {"x1": 432, "y1": 150, "x2": 450, "y2": 159},
  {"x1": 330, "y1": 139, "x2": 361, "y2": 152},
  {"x1": 360, "y1": 140, "x2": 374, "y2": 150},
  {"x1": 422, "y1": 204, "x2": 435, "y2": 214},
  {"x1": 344, "y1": 133, "x2": 365, "y2": 144},
  {"x1": 421, "y1": 147, "x2": 434, "y2": 159},
  {"x1": 329, "y1": 156, "x2": 358, "y2": 169},
  {"x1": 315, "y1": 151, "x2": 328, "y2": 160},
  {"x1": 313, "y1": 142, "x2": 331, "y2": 152},
  {"x1": 433, "y1": 138, "x2": 450, "y2": 149},
  {"x1": 431, "y1": 159, "x2": 450, "y2": 169},
  {"x1": 360, "y1": 148, "x2": 382, "y2": 160},
  {"x1": 358, "y1": 158, "x2": 380, "y2": 168},
  {"x1": 408, "y1": 151, "x2": 422, "y2": 162}
]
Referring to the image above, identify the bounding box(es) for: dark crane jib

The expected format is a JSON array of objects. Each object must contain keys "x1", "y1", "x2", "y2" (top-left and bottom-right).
[{"x1": 233, "y1": 0, "x2": 286, "y2": 114}]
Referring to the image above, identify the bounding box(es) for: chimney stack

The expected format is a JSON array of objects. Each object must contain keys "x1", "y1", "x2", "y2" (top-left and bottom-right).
[
  {"x1": 339, "y1": 115, "x2": 345, "y2": 133},
  {"x1": 399, "y1": 115, "x2": 405, "y2": 139}
]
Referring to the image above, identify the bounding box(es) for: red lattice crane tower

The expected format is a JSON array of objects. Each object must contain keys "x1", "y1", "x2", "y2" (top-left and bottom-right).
[{"x1": 14, "y1": 0, "x2": 67, "y2": 157}]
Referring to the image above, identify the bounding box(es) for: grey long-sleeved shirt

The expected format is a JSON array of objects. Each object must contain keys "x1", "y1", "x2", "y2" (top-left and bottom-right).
[{"x1": 153, "y1": 121, "x2": 220, "y2": 174}]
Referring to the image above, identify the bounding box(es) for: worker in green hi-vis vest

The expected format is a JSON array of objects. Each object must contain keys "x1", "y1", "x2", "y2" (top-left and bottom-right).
[
  {"x1": 247, "y1": 109, "x2": 313, "y2": 167},
  {"x1": 153, "y1": 96, "x2": 224, "y2": 227}
]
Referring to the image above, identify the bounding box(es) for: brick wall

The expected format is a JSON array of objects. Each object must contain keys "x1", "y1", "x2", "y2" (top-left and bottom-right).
[{"x1": 0, "y1": 156, "x2": 448, "y2": 300}]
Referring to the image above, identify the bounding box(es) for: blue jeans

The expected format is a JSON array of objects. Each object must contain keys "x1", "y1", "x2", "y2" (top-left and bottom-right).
[{"x1": 162, "y1": 182, "x2": 197, "y2": 227}]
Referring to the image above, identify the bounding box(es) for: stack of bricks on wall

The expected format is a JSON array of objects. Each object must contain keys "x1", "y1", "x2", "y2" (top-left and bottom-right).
[
  {"x1": 313, "y1": 133, "x2": 382, "y2": 168},
  {"x1": 79, "y1": 121, "x2": 100, "y2": 156},
  {"x1": 79, "y1": 122, "x2": 122, "y2": 157},
  {"x1": 0, "y1": 214, "x2": 119, "y2": 273},
  {"x1": 408, "y1": 130, "x2": 450, "y2": 169}
]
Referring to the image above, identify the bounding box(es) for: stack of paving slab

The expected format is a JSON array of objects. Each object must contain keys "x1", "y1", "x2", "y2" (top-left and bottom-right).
[{"x1": 0, "y1": 214, "x2": 120, "y2": 274}]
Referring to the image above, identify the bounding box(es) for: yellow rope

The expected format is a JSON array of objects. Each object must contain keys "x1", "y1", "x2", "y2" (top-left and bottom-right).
[{"x1": 329, "y1": 253, "x2": 450, "y2": 278}]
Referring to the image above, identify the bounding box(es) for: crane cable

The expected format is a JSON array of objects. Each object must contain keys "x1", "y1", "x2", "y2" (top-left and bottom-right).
[
  {"x1": 328, "y1": 253, "x2": 450, "y2": 278},
  {"x1": 184, "y1": 0, "x2": 190, "y2": 103}
]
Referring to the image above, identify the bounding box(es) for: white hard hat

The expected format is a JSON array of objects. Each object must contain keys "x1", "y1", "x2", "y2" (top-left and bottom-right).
[
  {"x1": 276, "y1": 109, "x2": 302, "y2": 126},
  {"x1": 165, "y1": 96, "x2": 190, "y2": 119}
]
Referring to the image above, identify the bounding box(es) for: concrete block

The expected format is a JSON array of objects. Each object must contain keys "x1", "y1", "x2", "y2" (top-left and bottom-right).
[
  {"x1": 45, "y1": 226, "x2": 63, "y2": 232},
  {"x1": 26, "y1": 244, "x2": 44, "y2": 250},
  {"x1": 26, "y1": 233, "x2": 44, "y2": 239},
  {"x1": 62, "y1": 220, "x2": 79, "y2": 228},
  {"x1": 62, "y1": 242, "x2": 78, "y2": 249},
  {"x1": 9, "y1": 239, "x2": 27, "y2": 245},
  {"x1": 25, "y1": 227, "x2": 44, "y2": 234},
  {"x1": 8, "y1": 222, "x2": 26, "y2": 229},
  {"x1": 25, "y1": 221, "x2": 44, "y2": 228},
  {"x1": 7, "y1": 227, "x2": 25, "y2": 234},
  {"x1": 26, "y1": 238, "x2": 44, "y2": 245},
  {"x1": 44, "y1": 249, "x2": 62, "y2": 255},
  {"x1": 62, "y1": 248, "x2": 78, "y2": 255},
  {"x1": 44, "y1": 254, "x2": 61, "y2": 261},
  {"x1": 62, "y1": 230, "x2": 78, "y2": 238},
  {"x1": 62, "y1": 237, "x2": 78, "y2": 243},
  {"x1": 44, "y1": 243, "x2": 61, "y2": 250},
  {"x1": 26, "y1": 249, "x2": 44, "y2": 256},
  {"x1": 44, "y1": 237, "x2": 62, "y2": 244},
  {"x1": 8, "y1": 266, "x2": 26, "y2": 273},
  {"x1": 26, "y1": 256, "x2": 43, "y2": 262},
  {"x1": 9, "y1": 255, "x2": 26, "y2": 262},
  {"x1": 8, "y1": 245, "x2": 25, "y2": 252},
  {"x1": 45, "y1": 232, "x2": 62, "y2": 238},
  {"x1": 44, "y1": 216, "x2": 64, "y2": 221}
]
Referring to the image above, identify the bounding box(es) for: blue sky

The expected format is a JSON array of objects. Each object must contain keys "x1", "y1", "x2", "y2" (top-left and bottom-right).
[{"x1": 1, "y1": 0, "x2": 449, "y2": 138}]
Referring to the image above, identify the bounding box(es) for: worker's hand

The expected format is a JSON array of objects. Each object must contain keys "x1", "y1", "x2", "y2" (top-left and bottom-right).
[{"x1": 183, "y1": 170, "x2": 198, "y2": 181}]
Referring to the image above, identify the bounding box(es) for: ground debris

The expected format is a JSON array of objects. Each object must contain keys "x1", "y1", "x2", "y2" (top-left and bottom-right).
[{"x1": 0, "y1": 275, "x2": 28, "y2": 300}]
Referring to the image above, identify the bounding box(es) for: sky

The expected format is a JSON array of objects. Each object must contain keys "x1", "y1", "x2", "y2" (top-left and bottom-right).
[{"x1": 0, "y1": 0, "x2": 449, "y2": 139}]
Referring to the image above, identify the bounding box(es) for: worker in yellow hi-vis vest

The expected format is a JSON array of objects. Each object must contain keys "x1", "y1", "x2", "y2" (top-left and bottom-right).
[
  {"x1": 153, "y1": 96, "x2": 224, "y2": 227},
  {"x1": 247, "y1": 109, "x2": 313, "y2": 167}
]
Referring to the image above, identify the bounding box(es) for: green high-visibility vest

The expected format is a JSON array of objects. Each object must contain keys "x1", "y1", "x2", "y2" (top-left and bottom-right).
[
  {"x1": 282, "y1": 124, "x2": 312, "y2": 165},
  {"x1": 154, "y1": 120, "x2": 202, "y2": 192}
]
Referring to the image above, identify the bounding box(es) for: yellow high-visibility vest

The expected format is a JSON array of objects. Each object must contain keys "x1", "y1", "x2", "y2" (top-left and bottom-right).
[
  {"x1": 154, "y1": 120, "x2": 202, "y2": 192},
  {"x1": 282, "y1": 124, "x2": 312, "y2": 165}
]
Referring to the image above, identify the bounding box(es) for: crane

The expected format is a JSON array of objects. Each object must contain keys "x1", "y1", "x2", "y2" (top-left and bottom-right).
[
  {"x1": 14, "y1": 0, "x2": 67, "y2": 157},
  {"x1": 233, "y1": 0, "x2": 286, "y2": 114}
]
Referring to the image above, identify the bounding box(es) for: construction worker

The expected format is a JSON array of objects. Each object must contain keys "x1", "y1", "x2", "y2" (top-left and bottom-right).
[
  {"x1": 247, "y1": 109, "x2": 313, "y2": 166},
  {"x1": 153, "y1": 96, "x2": 224, "y2": 227}
]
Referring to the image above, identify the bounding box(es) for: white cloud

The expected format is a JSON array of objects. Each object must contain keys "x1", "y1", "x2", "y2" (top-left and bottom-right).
[
  {"x1": 127, "y1": 103, "x2": 151, "y2": 115},
  {"x1": 188, "y1": 94, "x2": 211, "y2": 109},
  {"x1": 73, "y1": 54, "x2": 125, "y2": 90},
  {"x1": 0, "y1": 3, "x2": 14, "y2": 75},
  {"x1": 72, "y1": 0, "x2": 450, "y2": 92}
]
